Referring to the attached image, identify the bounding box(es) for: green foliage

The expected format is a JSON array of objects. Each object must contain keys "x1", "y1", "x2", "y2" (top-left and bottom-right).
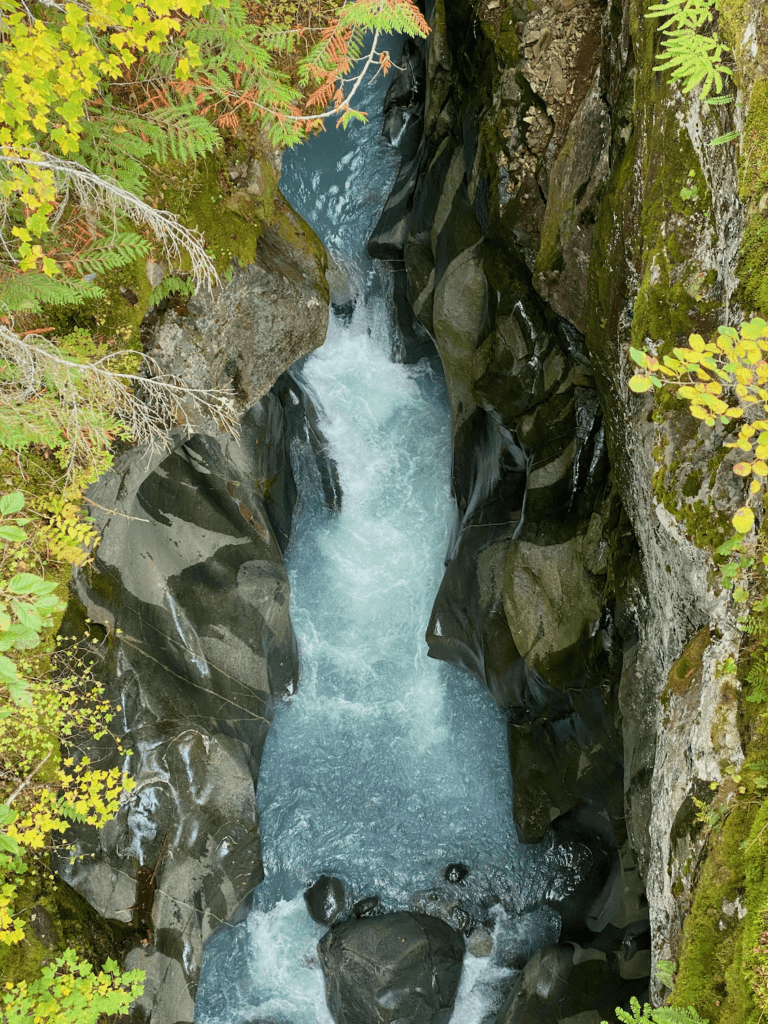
[
  {"x1": 645, "y1": 0, "x2": 732, "y2": 100},
  {"x1": 602, "y1": 996, "x2": 708, "y2": 1024},
  {"x1": 147, "y1": 273, "x2": 196, "y2": 307},
  {"x1": 680, "y1": 169, "x2": 700, "y2": 201},
  {"x1": 0, "y1": 489, "x2": 142, "y2": 1008},
  {"x1": 653, "y1": 28, "x2": 732, "y2": 99},
  {"x1": 0, "y1": 493, "x2": 65, "y2": 704},
  {"x1": 0, "y1": 272, "x2": 105, "y2": 316},
  {"x1": 0, "y1": 0, "x2": 428, "y2": 338},
  {"x1": 645, "y1": 0, "x2": 737, "y2": 148},
  {"x1": 0, "y1": 326, "x2": 238, "y2": 483},
  {"x1": 692, "y1": 793, "x2": 732, "y2": 833},
  {"x1": 1, "y1": 950, "x2": 144, "y2": 1023},
  {"x1": 738, "y1": 602, "x2": 768, "y2": 705},
  {"x1": 77, "y1": 95, "x2": 222, "y2": 202},
  {"x1": 656, "y1": 959, "x2": 678, "y2": 989}
]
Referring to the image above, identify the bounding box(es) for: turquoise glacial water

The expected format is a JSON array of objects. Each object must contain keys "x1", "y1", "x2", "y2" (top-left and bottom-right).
[{"x1": 195, "y1": 43, "x2": 564, "y2": 1023}]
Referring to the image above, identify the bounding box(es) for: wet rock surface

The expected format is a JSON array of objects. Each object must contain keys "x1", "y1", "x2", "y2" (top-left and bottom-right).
[
  {"x1": 493, "y1": 943, "x2": 646, "y2": 1024},
  {"x1": 305, "y1": 875, "x2": 347, "y2": 926},
  {"x1": 318, "y1": 912, "x2": 465, "y2": 1024}
]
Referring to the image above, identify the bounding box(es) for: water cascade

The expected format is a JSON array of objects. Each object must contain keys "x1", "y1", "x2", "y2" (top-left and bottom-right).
[{"x1": 195, "y1": 42, "x2": 580, "y2": 1024}]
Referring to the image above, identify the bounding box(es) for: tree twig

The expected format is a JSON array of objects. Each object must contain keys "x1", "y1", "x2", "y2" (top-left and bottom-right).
[{"x1": 6, "y1": 750, "x2": 52, "y2": 806}]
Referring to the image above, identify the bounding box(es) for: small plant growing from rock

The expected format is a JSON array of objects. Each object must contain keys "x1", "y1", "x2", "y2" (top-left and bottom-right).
[
  {"x1": 602, "y1": 995, "x2": 708, "y2": 1023},
  {"x1": 645, "y1": 0, "x2": 732, "y2": 101},
  {"x1": 680, "y1": 170, "x2": 700, "y2": 202}
]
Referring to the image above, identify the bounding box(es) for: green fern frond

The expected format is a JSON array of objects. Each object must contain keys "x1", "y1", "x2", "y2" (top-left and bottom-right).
[
  {"x1": 147, "y1": 274, "x2": 195, "y2": 306},
  {"x1": 654, "y1": 28, "x2": 732, "y2": 98},
  {"x1": 710, "y1": 129, "x2": 740, "y2": 145},
  {"x1": 645, "y1": 0, "x2": 714, "y2": 32},
  {"x1": 0, "y1": 272, "x2": 105, "y2": 315},
  {"x1": 63, "y1": 232, "x2": 151, "y2": 277},
  {"x1": 602, "y1": 995, "x2": 708, "y2": 1024}
]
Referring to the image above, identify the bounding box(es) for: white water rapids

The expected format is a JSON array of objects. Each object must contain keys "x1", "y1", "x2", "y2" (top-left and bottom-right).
[{"x1": 195, "y1": 41, "x2": 570, "y2": 1023}]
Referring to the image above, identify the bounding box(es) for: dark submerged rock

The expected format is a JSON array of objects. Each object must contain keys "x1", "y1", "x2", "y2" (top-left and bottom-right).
[
  {"x1": 305, "y1": 875, "x2": 346, "y2": 926},
  {"x1": 444, "y1": 863, "x2": 468, "y2": 884},
  {"x1": 318, "y1": 911, "x2": 464, "y2": 1024},
  {"x1": 352, "y1": 895, "x2": 380, "y2": 918}
]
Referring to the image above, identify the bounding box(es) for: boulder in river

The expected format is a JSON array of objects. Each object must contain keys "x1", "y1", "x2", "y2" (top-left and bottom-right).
[
  {"x1": 318, "y1": 911, "x2": 464, "y2": 1024},
  {"x1": 352, "y1": 895, "x2": 380, "y2": 918},
  {"x1": 304, "y1": 875, "x2": 346, "y2": 926},
  {"x1": 444, "y1": 862, "x2": 468, "y2": 883}
]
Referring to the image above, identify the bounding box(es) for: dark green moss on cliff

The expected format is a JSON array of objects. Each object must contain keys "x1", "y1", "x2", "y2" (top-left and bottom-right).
[
  {"x1": 0, "y1": 866, "x2": 131, "y2": 994},
  {"x1": 672, "y1": 799, "x2": 755, "y2": 1023},
  {"x1": 737, "y1": 214, "x2": 768, "y2": 317}
]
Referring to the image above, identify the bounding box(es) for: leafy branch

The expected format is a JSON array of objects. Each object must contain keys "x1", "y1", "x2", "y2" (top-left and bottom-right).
[
  {"x1": 0, "y1": 491, "x2": 64, "y2": 704},
  {"x1": 645, "y1": 0, "x2": 738, "y2": 146},
  {"x1": 629, "y1": 317, "x2": 768, "y2": 536},
  {"x1": 0, "y1": 148, "x2": 220, "y2": 291}
]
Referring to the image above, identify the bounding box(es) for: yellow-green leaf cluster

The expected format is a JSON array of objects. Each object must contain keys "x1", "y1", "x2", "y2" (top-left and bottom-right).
[
  {"x1": 0, "y1": 0, "x2": 216, "y2": 156},
  {"x1": 1, "y1": 949, "x2": 144, "y2": 1024},
  {"x1": 630, "y1": 318, "x2": 768, "y2": 535}
]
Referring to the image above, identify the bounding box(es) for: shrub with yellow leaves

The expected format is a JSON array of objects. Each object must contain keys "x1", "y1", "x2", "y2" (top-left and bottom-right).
[
  {"x1": 629, "y1": 317, "x2": 768, "y2": 536},
  {"x1": 1, "y1": 490, "x2": 142, "y2": 1016}
]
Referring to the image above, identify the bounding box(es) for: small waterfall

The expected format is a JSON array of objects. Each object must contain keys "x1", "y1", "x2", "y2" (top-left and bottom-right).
[{"x1": 195, "y1": 38, "x2": 574, "y2": 1024}]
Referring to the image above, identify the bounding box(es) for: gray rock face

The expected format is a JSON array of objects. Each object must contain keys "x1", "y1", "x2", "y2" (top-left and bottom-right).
[
  {"x1": 393, "y1": 0, "x2": 753, "y2": 1006},
  {"x1": 532, "y1": 72, "x2": 611, "y2": 335},
  {"x1": 318, "y1": 912, "x2": 465, "y2": 1024},
  {"x1": 503, "y1": 521, "x2": 604, "y2": 682}
]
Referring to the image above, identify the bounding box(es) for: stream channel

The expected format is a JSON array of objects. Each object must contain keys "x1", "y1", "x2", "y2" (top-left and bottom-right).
[{"x1": 195, "y1": 40, "x2": 580, "y2": 1024}]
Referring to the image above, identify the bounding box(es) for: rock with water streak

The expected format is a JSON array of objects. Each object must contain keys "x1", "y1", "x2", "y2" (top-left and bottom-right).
[
  {"x1": 318, "y1": 911, "x2": 464, "y2": 1024},
  {"x1": 305, "y1": 875, "x2": 346, "y2": 925}
]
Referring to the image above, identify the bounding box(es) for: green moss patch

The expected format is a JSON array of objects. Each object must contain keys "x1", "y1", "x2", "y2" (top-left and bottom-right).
[
  {"x1": 739, "y1": 81, "x2": 768, "y2": 207},
  {"x1": 672, "y1": 800, "x2": 756, "y2": 1023},
  {"x1": 39, "y1": 137, "x2": 278, "y2": 353},
  {"x1": 667, "y1": 626, "x2": 713, "y2": 697},
  {"x1": 737, "y1": 214, "x2": 768, "y2": 318},
  {"x1": 0, "y1": 868, "x2": 128, "y2": 990}
]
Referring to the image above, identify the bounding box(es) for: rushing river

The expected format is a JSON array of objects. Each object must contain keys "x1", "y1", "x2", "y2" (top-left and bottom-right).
[{"x1": 195, "y1": 39, "x2": 567, "y2": 1024}]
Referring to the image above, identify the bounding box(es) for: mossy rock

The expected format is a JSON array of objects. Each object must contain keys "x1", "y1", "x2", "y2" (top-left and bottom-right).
[
  {"x1": 665, "y1": 626, "x2": 712, "y2": 699},
  {"x1": 0, "y1": 868, "x2": 129, "y2": 991},
  {"x1": 40, "y1": 137, "x2": 282, "y2": 353}
]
